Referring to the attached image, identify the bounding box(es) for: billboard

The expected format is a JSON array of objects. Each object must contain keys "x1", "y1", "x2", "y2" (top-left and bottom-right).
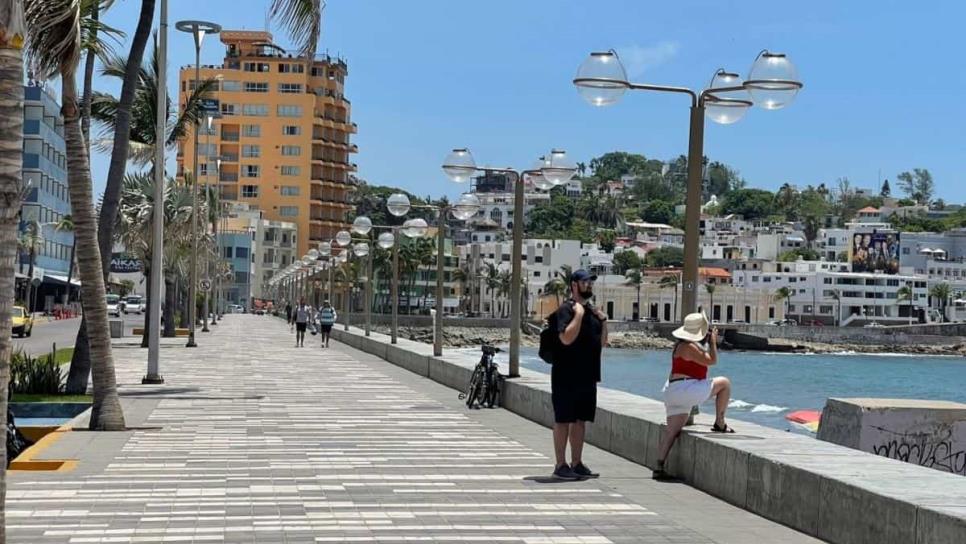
[
  {"x1": 110, "y1": 253, "x2": 142, "y2": 273},
  {"x1": 851, "y1": 231, "x2": 899, "y2": 274}
]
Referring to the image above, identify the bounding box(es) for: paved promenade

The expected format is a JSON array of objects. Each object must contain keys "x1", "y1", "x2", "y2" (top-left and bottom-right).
[{"x1": 8, "y1": 316, "x2": 821, "y2": 543}]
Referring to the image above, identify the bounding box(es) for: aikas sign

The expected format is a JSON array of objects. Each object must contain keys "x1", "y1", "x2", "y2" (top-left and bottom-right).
[{"x1": 110, "y1": 253, "x2": 142, "y2": 273}]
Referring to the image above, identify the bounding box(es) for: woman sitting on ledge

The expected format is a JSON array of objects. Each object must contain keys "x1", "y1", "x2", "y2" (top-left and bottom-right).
[{"x1": 653, "y1": 312, "x2": 734, "y2": 480}]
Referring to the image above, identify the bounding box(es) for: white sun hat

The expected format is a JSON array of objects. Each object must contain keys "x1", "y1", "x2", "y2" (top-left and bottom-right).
[{"x1": 672, "y1": 312, "x2": 710, "y2": 342}]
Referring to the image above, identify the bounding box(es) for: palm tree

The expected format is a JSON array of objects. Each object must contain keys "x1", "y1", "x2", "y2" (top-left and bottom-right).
[
  {"x1": 624, "y1": 270, "x2": 644, "y2": 320},
  {"x1": 897, "y1": 284, "x2": 914, "y2": 326},
  {"x1": 484, "y1": 262, "x2": 500, "y2": 317},
  {"x1": 659, "y1": 274, "x2": 680, "y2": 322},
  {"x1": 1, "y1": 7, "x2": 27, "y2": 522},
  {"x1": 451, "y1": 265, "x2": 470, "y2": 314},
  {"x1": 929, "y1": 282, "x2": 952, "y2": 323},
  {"x1": 557, "y1": 264, "x2": 573, "y2": 282},
  {"x1": 497, "y1": 269, "x2": 512, "y2": 318},
  {"x1": 803, "y1": 215, "x2": 821, "y2": 250},
  {"x1": 55, "y1": 214, "x2": 75, "y2": 304},
  {"x1": 270, "y1": 0, "x2": 325, "y2": 59},
  {"x1": 79, "y1": 0, "x2": 122, "y2": 148},
  {"x1": 17, "y1": 220, "x2": 42, "y2": 309},
  {"x1": 704, "y1": 283, "x2": 716, "y2": 321},
  {"x1": 774, "y1": 286, "x2": 793, "y2": 321},
  {"x1": 543, "y1": 277, "x2": 567, "y2": 306},
  {"x1": 830, "y1": 290, "x2": 842, "y2": 327},
  {"x1": 25, "y1": 0, "x2": 126, "y2": 430}
]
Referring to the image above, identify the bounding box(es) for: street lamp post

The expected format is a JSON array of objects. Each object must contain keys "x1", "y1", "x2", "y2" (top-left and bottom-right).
[
  {"x1": 144, "y1": 0, "x2": 169, "y2": 383},
  {"x1": 201, "y1": 114, "x2": 215, "y2": 332},
  {"x1": 573, "y1": 49, "x2": 802, "y2": 317},
  {"x1": 176, "y1": 19, "x2": 221, "y2": 348},
  {"x1": 441, "y1": 149, "x2": 576, "y2": 377}
]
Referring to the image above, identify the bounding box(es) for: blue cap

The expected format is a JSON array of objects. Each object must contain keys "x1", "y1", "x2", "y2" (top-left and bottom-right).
[{"x1": 570, "y1": 269, "x2": 598, "y2": 283}]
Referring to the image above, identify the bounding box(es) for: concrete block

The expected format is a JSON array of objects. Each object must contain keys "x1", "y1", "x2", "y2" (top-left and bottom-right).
[
  {"x1": 584, "y1": 408, "x2": 613, "y2": 452},
  {"x1": 692, "y1": 436, "x2": 750, "y2": 508},
  {"x1": 817, "y1": 479, "x2": 917, "y2": 544},
  {"x1": 608, "y1": 410, "x2": 648, "y2": 465},
  {"x1": 643, "y1": 419, "x2": 664, "y2": 470},
  {"x1": 916, "y1": 505, "x2": 966, "y2": 544}
]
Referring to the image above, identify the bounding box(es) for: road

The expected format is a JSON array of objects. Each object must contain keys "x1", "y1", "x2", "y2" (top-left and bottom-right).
[{"x1": 13, "y1": 312, "x2": 148, "y2": 356}]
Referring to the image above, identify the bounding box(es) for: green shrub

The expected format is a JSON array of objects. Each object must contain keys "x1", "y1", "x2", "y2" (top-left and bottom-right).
[{"x1": 9, "y1": 349, "x2": 63, "y2": 395}]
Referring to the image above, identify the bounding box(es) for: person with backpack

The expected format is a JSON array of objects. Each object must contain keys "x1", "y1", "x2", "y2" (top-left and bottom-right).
[
  {"x1": 293, "y1": 298, "x2": 311, "y2": 347},
  {"x1": 546, "y1": 269, "x2": 607, "y2": 481},
  {"x1": 316, "y1": 300, "x2": 337, "y2": 348}
]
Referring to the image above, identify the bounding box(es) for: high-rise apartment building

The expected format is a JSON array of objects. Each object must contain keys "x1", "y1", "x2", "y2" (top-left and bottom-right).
[{"x1": 177, "y1": 30, "x2": 357, "y2": 259}]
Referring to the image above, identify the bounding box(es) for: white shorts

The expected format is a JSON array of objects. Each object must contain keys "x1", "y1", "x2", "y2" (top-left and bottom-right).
[{"x1": 663, "y1": 378, "x2": 714, "y2": 417}]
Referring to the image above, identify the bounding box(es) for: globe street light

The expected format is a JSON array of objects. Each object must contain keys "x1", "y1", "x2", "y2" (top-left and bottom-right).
[
  {"x1": 334, "y1": 230, "x2": 352, "y2": 330},
  {"x1": 176, "y1": 18, "x2": 221, "y2": 348},
  {"x1": 441, "y1": 148, "x2": 576, "y2": 377},
  {"x1": 574, "y1": 48, "x2": 801, "y2": 317}
]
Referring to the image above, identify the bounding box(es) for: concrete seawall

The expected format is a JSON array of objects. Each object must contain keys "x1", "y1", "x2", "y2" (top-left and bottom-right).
[{"x1": 332, "y1": 326, "x2": 966, "y2": 544}]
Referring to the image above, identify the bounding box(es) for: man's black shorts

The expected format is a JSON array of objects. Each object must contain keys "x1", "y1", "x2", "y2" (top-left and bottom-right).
[
  {"x1": 296, "y1": 322, "x2": 307, "y2": 332},
  {"x1": 551, "y1": 382, "x2": 597, "y2": 423},
  {"x1": 320, "y1": 324, "x2": 332, "y2": 333}
]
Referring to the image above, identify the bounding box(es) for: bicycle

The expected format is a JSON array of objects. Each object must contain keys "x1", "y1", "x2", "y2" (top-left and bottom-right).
[{"x1": 459, "y1": 344, "x2": 503, "y2": 409}]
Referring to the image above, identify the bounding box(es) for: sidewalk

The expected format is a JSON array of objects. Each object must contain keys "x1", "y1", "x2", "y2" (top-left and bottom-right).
[{"x1": 8, "y1": 316, "x2": 821, "y2": 543}]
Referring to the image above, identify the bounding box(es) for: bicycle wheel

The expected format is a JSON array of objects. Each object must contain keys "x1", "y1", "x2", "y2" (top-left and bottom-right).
[{"x1": 465, "y1": 369, "x2": 483, "y2": 408}]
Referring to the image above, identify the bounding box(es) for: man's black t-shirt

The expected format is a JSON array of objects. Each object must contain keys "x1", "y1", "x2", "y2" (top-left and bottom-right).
[{"x1": 552, "y1": 300, "x2": 603, "y2": 385}]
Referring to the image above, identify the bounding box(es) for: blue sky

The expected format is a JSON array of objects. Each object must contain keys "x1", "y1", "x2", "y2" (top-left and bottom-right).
[{"x1": 91, "y1": 0, "x2": 966, "y2": 203}]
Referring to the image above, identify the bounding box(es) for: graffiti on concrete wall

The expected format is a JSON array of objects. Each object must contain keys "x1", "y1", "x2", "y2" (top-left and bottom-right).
[{"x1": 870, "y1": 426, "x2": 966, "y2": 475}]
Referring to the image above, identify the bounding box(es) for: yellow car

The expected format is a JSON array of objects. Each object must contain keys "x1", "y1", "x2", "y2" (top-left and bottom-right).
[{"x1": 12, "y1": 306, "x2": 33, "y2": 338}]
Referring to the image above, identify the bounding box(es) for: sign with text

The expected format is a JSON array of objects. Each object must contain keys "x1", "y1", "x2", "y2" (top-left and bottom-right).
[{"x1": 110, "y1": 253, "x2": 142, "y2": 273}]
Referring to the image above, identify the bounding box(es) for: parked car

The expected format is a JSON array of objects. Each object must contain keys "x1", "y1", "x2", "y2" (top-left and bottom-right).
[
  {"x1": 123, "y1": 295, "x2": 145, "y2": 315},
  {"x1": 642, "y1": 316, "x2": 659, "y2": 323},
  {"x1": 12, "y1": 305, "x2": 33, "y2": 338},
  {"x1": 106, "y1": 294, "x2": 122, "y2": 317},
  {"x1": 863, "y1": 321, "x2": 885, "y2": 328}
]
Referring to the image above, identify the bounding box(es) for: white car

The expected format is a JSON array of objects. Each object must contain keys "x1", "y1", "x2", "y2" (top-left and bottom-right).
[
  {"x1": 123, "y1": 295, "x2": 145, "y2": 315},
  {"x1": 106, "y1": 294, "x2": 122, "y2": 317}
]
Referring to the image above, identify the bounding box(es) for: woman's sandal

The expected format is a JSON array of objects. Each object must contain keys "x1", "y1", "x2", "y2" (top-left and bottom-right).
[{"x1": 711, "y1": 422, "x2": 736, "y2": 433}]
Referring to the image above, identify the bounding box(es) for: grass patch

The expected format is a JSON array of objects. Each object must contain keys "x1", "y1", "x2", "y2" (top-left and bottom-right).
[
  {"x1": 11, "y1": 393, "x2": 91, "y2": 403},
  {"x1": 30, "y1": 348, "x2": 74, "y2": 366}
]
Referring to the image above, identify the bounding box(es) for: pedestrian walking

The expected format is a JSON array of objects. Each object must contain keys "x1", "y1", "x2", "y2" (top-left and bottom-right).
[
  {"x1": 285, "y1": 302, "x2": 293, "y2": 330},
  {"x1": 550, "y1": 269, "x2": 607, "y2": 481},
  {"x1": 653, "y1": 312, "x2": 734, "y2": 481},
  {"x1": 294, "y1": 298, "x2": 311, "y2": 347},
  {"x1": 317, "y1": 300, "x2": 337, "y2": 348}
]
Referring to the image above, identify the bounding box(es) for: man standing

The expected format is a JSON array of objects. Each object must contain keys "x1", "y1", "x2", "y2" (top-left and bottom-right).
[
  {"x1": 285, "y1": 301, "x2": 293, "y2": 326},
  {"x1": 294, "y1": 297, "x2": 310, "y2": 347},
  {"x1": 317, "y1": 300, "x2": 337, "y2": 348},
  {"x1": 550, "y1": 269, "x2": 607, "y2": 480}
]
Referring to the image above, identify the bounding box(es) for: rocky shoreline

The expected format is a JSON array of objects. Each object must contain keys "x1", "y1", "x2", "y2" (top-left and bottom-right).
[{"x1": 371, "y1": 325, "x2": 966, "y2": 357}]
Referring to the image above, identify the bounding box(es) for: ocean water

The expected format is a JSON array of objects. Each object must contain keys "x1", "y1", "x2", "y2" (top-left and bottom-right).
[{"x1": 456, "y1": 346, "x2": 966, "y2": 434}]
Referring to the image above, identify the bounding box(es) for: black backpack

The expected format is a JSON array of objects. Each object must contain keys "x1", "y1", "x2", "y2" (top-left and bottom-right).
[{"x1": 538, "y1": 307, "x2": 565, "y2": 365}]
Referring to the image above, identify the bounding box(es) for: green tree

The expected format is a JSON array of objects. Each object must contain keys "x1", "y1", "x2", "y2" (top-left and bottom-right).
[
  {"x1": 704, "y1": 283, "x2": 716, "y2": 319},
  {"x1": 721, "y1": 188, "x2": 776, "y2": 220},
  {"x1": 612, "y1": 250, "x2": 642, "y2": 275},
  {"x1": 659, "y1": 274, "x2": 680, "y2": 322},
  {"x1": 543, "y1": 277, "x2": 567, "y2": 306},
  {"x1": 897, "y1": 284, "x2": 914, "y2": 326},
  {"x1": 896, "y1": 168, "x2": 934, "y2": 205},
  {"x1": 17, "y1": 220, "x2": 42, "y2": 307},
  {"x1": 645, "y1": 246, "x2": 684, "y2": 268},
  {"x1": 589, "y1": 151, "x2": 652, "y2": 181},
  {"x1": 25, "y1": 0, "x2": 127, "y2": 430},
  {"x1": 929, "y1": 282, "x2": 952, "y2": 323},
  {"x1": 597, "y1": 229, "x2": 616, "y2": 252},
  {"x1": 640, "y1": 200, "x2": 674, "y2": 224},
  {"x1": 778, "y1": 248, "x2": 821, "y2": 262},
  {"x1": 803, "y1": 215, "x2": 821, "y2": 249},
  {"x1": 624, "y1": 269, "x2": 644, "y2": 319},
  {"x1": 880, "y1": 179, "x2": 891, "y2": 197},
  {"x1": 774, "y1": 287, "x2": 793, "y2": 319}
]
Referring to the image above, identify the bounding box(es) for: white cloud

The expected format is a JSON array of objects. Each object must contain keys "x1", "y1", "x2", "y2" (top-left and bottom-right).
[{"x1": 616, "y1": 41, "x2": 680, "y2": 79}]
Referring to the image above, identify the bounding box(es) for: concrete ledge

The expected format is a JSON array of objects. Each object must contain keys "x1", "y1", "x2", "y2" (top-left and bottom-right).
[{"x1": 331, "y1": 326, "x2": 966, "y2": 544}]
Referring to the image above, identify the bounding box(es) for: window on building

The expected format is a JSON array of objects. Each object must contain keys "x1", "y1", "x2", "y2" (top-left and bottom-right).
[
  {"x1": 224, "y1": 247, "x2": 233, "y2": 258},
  {"x1": 220, "y1": 103, "x2": 237, "y2": 116},
  {"x1": 281, "y1": 145, "x2": 301, "y2": 156},
  {"x1": 242, "y1": 144, "x2": 260, "y2": 158},
  {"x1": 235, "y1": 247, "x2": 249, "y2": 259},
  {"x1": 278, "y1": 63, "x2": 305, "y2": 73},
  {"x1": 280, "y1": 186, "x2": 299, "y2": 196},
  {"x1": 820, "y1": 305, "x2": 833, "y2": 314},
  {"x1": 280, "y1": 166, "x2": 300, "y2": 176},
  {"x1": 241, "y1": 185, "x2": 258, "y2": 198},
  {"x1": 242, "y1": 104, "x2": 268, "y2": 116},
  {"x1": 279, "y1": 206, "x2": 298, "y2": 217},
  {"x1": 242, "y1": 165, "x2": 260, "y2": 178},
  {"x1": 277, "y1": 105, "x2": 303, "y2": 117},
  {"x1": 234, "y1": 271, "x2": 248, "y2": 284},
  {"x1": 282, "y1": 125, "x2": 301, "y2": 136},
  {"x1": 278, "y1": 83, "x2": 303, "y2": 94},
  {"x1": 242, "y1": 124, "x2": 261, "y2": 137},
  {"x1": 244, "y1": 82, "x2": 269, "y2": 93},
  {"x1": 769, "y1": 307, "x2": 775, "y2": 319},
  {"x1": 243, "y1": 62, "x2": 270, "y2": 72},
  {"x1": 221, "y1": 80, "x2": 241, "y2": 92}
]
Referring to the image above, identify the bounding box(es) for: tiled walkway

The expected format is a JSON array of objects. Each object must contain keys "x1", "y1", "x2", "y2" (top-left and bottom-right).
[{"x1": 8, "y1": 316, "x2": 822, "y2": 543}]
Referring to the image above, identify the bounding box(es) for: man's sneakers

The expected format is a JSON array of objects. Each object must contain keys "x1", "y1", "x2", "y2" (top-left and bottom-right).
[
  {"x1": 552, "y1": 463, "x2": 580, "y2": 481},
  {"x1": 572, "y1": 462, "x2": 599, "y2": 479},
  {"x1": 552, "y1": 462, "x2": 599, "y2": 481}
]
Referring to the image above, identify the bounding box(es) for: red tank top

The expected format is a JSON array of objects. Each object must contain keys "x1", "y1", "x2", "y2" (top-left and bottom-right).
[{"x1": 671, "y1": 344, "x2": 708, "y2": 379}]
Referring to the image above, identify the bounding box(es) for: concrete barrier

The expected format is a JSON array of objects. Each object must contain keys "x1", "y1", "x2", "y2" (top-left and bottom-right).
[{"x1": 331, "y1": 326, "x2": 966, "y2": 544}]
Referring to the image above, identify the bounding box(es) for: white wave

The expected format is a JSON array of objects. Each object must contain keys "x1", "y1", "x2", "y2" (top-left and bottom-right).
[
  {"x1": 728, "y1": 399, "x2": 753, "y2": 409},
  {"x1": 751, "y1": 404, "x2": 787, "y2": 413}
]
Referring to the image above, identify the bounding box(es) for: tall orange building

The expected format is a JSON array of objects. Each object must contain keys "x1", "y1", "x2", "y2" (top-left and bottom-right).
[{"x1": 177, "y1": 30, "x2": 356, "y2": 259}]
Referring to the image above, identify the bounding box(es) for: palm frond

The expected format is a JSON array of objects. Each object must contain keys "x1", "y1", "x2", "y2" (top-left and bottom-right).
[
  {"x1": 168, "y1": 77, "x2": 218, "y2": 144},
  {"x1": 24, "y1": 0, "x2": 83, "y2": 78},
  {"x1": 270, "y1": 0, "x2": 323, "y2": 58}
]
